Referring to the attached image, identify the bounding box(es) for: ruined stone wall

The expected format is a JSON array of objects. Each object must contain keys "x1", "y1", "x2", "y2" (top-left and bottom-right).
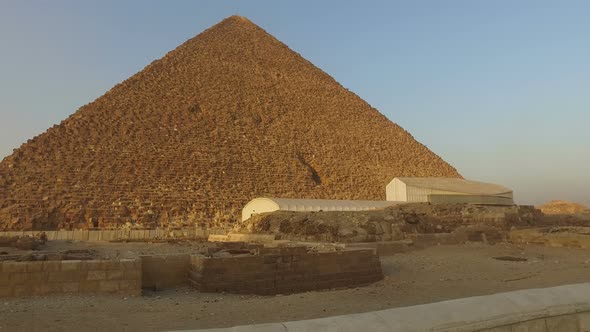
[
  {"x1": 189, "y1": 248, "x2": 382, "y2": 295},
  {"x1": 510, "y1": 227, "x2": 590, "y2": 249},
  {"x1": 237, "y1": 203, "x2": 541, "y2": 243},
  {"x1": 0, "y1": 259, "x2": 141, "y2": 298},
  {"x1": 0, "y1": 228, "x2": 225, "y2": 242}
]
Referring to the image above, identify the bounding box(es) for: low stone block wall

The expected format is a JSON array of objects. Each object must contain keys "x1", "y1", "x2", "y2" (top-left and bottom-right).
[
  {"x1": 510, "y1": 227, "x2": 590, "y2": 249},
  {"x1": 0, "y1": 228, "x2": 227, "y2": 242},
  {"x1": 208, "y1": 233, "x2": 276, "y2": 244},
  {"x1": 0, "y1": 259, "x2": 141, "y2": 298},
  {"x1": 141, "y1": 254, "x2": 190, "y2": 290},
  {"x1": 189, "y1": 248, "x2": 382, "y2": 295}
]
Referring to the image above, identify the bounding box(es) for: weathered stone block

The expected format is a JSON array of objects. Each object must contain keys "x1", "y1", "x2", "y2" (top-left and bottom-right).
[
  {"x1": 88, "y1": 231, "x2": 101, "y2": 242},
  {"x1": 545, "y1": 314, "x2": 579, "y2": 332},
  {"x1": 511, "y1": 318, "x2": 548, "y2": 332},
  {"x1": 0, "y1": 287, "x2": 12, "y2": 297},
  {"x1": 99, "y1": 280, "x2": 119, "y2": 292},
  {"x1": 79, "y1": 281, "x2": 100, "y2": 292},
  {"x1": 106, "y1": 270, "x2": 124, "y2": 280},
  {"x1": 579, "y1": 312, "x2": 590, "y2": 332},
  {"x1": 3, "y1": 262, "x2": 27, "y2": 273},
  {"x1": 62, "y1": 282, "x2": 79, "y2": 293},
  {"x1": 25, "y1": 262, "x2": 44, "y2": 273},
  {"x1": 42, "y1": 261, "x2": 62, "y2": 272},
  {"x1": 87, "y1": 270, "x2": 106, "y2": 280},
  {"x1": 9, "y1": 272, "x2": 29, "y2": 285},
  {"x1": 120, "y1": 259, "x2": 140, "y2": 270},
  {"x1": 84, "y1": 260, "x2": 104, "y2": 270},
  {"x1": 61, "y1": 260, "x2": 81, "y2": 271},
  {"x1": 11, "y1": 285, "x2": 29, "y2": 297},
  {"x1": 124, "y1": 270, "x2": 141, "y2": 280},
  {"x1": 34, "y1": 283, "x2": 61, "y2": 295},
  {"x1": 48, "y1": 271, "x2": 80, "y2": 282}
]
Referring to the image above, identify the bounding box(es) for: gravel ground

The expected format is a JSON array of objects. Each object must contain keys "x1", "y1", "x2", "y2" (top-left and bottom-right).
[{"x1": 2, "y1": 242, "x2": 590, "y2": 332}]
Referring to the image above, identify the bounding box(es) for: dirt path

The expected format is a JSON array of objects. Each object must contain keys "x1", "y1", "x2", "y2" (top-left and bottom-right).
[{"x1": 2, "y1": 243, "x2": 590, "y2": 332}]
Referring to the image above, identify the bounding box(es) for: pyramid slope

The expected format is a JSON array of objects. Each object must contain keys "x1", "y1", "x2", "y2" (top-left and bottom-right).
[{"x1": 0, "y1": 16, "x2": 460, "y2": 230}]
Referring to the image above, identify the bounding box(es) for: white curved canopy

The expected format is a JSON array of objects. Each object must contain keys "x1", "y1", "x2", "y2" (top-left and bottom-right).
[{"x1": 241, "y1": 197, "x2": 397, "y2": 221}]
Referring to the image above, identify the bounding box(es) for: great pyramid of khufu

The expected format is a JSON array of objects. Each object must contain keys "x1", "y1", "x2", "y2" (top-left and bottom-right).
[{"x1": 0, "y1": 16, "x2": 460, "y2": 230}]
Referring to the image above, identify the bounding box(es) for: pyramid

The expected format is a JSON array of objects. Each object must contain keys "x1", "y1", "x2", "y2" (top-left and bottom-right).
[{"x1": 0, "y1": 16, "x2": 460, "y2": 230}]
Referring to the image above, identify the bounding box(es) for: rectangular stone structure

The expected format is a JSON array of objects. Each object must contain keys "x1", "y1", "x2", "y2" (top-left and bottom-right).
[
  {"x1": 0, "y1": 259, "x2": 141, "y2": 298},
  {"x1": 189, "y1": 247, "x2": 382, "y2": 295}
]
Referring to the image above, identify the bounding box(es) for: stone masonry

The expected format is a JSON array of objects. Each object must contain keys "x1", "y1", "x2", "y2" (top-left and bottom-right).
[
  {"x1": 189, "y1": 247, "x2": 383, "y2": 295},
  {"x1": 0, "y1": 259, "x2": 141, "y2": 297}
]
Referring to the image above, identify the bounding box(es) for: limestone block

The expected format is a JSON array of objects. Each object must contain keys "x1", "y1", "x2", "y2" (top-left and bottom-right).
[
  {"x1": 44, "y1": 231, "x2": 58, "y2": 240},
  {"x1": 11, "y1": 285, "x2": 29, "y2": 297},
  {"x1": 102, "y1": 260, "x2": 121, "y2": 270},
  {"x1": 101, "y1": 231, "x2": 115, "y2": 241},
  {"x1": 545, "y1": 314, "x2": 579, "y2": 332},
  {"x1": 61, "y1": 282, "x2": 79, "y2": 293},
  {"x1": 578, "y1": 312, "x2": 590, "y2": 332},
  {"x1": 42, "y1": 261, "x2": 61, "y2": 272},
  {"x1": 511, "y1": 318, "x2": 548, "y2": 332},
  {"x1": 61, "y1": 260, "x2": 81, "y2": 271},
  {"x1": 208, "y1": 234, "x2": 229, "y2": 242},
  {"x1": 79, "y1": 280, "x2": 100, "y2": 292},
  {"x1": 9, "y1": 272, "x2": 29, "y2": 285},
  {"x1": 124, "y1": 270, "x2": 141, "y2": 280},
  {"x1": 120, "y1": 258, "x2": 140, "y2": 270},
  {"x1": 0, "y1": 272, "x2": 9, "y2": 284},
  {"x1": 34, "y1": 283, "x2": 62, "y2": 295},
  {"x1": 48, "y1": 271, "x2": 80, "y2": 283},
  {"x1": 87, "y1": 270, "x2": 106, "y2": 280},
  {"x1": 84, "y1": 260, "x2": 104, "y2": 270},
  {"x1": 73, "y1": 230, "x2": 89, "y2": 241},
  {"x1": 3, "y1": 262, "x2": 27, "y2": 273},
  {"x1": 107, "y1": 270, "x2": 124, "y2": 280},
  {"x1": 0, "y1": 287, "x2": 11, "y2": 297},
  {"x1": 88, "y1": 231, "x2": 101, "y2": 242},
  {"x1": 25, "y1": 262, "x2": 44, "y2": 272},
  {"x1": 99, "y1": 280, "x2": 119, "y2": 292}
]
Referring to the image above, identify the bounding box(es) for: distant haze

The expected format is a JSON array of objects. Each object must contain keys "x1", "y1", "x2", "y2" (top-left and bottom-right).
[{"x1": 1, "y1": 0, "x2": 589, "y2": 207}]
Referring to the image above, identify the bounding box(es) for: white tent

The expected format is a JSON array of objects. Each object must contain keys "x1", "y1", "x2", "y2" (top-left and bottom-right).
[
  {"x1": 241, "y1": 197, "x2": 397, "y2": 221},
  {"x1": 386, "y1": 177, "x2": 514, "y2": 205}
]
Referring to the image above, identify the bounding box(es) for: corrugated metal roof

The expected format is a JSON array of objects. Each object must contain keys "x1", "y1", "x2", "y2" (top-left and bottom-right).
[{"x1": 395, "y1": 177, "x2": 512, "y2": 196}]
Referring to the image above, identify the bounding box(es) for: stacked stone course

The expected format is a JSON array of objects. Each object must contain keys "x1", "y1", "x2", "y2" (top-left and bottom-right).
[
  {"x1": 0, "y1": 259, "x2": 141, "y2": 297},
  {"x1": 189, "y1": 247, "x2": 383, "y2": 295}
]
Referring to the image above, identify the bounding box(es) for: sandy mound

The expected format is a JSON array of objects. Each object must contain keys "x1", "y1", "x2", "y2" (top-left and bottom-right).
[{"x1": 538, "y1": 200, "x2": 590, "y2": 215}]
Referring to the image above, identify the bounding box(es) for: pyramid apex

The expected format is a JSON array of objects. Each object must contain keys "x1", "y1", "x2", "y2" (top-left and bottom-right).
[{"x1": 224, "y1": 15, "x2": 254, "y2": 24}]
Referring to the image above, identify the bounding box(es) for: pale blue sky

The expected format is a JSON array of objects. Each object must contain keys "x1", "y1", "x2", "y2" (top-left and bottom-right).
[{"x1": 1, "y1": 1, "x2": 589, "y2": 206}]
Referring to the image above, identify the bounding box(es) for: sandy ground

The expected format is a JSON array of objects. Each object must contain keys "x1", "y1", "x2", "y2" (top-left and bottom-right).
[{"x1": 2, "y1": 242, "x2": 590, "y2": 332}]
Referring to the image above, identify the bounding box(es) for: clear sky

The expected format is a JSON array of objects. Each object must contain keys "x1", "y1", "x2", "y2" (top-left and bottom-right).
[{"x1": 1, "y1": 0, "x2": 589, "y2": 207}]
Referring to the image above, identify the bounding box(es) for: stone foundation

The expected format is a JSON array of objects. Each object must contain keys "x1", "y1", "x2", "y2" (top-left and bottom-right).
[
  {"x1": 0, "y1": 259, "x2": 141, "y2": 297},
  {"x1": 189, "y1": 247, "x2": 383, "y2": 295}
]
